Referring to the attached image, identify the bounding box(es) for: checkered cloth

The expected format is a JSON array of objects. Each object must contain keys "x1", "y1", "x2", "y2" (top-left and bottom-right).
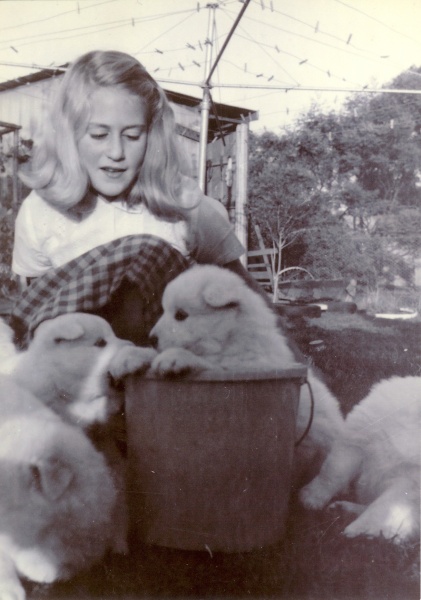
[{"x1": 11, "y1": 235, "x2": 191, "y2": 348}]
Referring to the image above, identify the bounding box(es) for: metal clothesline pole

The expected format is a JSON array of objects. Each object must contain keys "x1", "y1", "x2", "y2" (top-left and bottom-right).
[
  {"x1": 198, "y1": 3, "x2": 217, "y2": 191},
  {"x1": 205, "y1": 0, "x2": 251, "y2": 88},
  {"x1": 198, "y1": 0, "x2": 251, "y2": 191}
]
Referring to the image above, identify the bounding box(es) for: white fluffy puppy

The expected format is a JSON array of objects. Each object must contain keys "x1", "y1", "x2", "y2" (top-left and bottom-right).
[
  {"x1": 300, "y1": 376, "x2": 420, "y2": 543},
  {"x1": 4, "y1": 313, "x2": 157, "y2": 555},
  {"x1": 150, "y1": 265, "x2": 344, "y2": 483},
  {"x1": 7, "y1": 312, "x2": 156, "y2": 427},
  {"x1": 0, "y1": 374, "x2": 118, "y2": 600}
]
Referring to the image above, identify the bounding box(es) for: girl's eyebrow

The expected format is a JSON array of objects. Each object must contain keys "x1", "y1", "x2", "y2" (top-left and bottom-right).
[{"x1": 87, "y1": 123, "x2": 147, "y2": 130}]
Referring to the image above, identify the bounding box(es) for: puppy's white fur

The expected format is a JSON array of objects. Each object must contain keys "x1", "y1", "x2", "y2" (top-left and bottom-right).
[
  {"x1": 1, "y1": 313, "x2": 157, "y2": 555},
  {"x1": 0, "y1": 374, "x2": 118, "y2": 600},
  {"x1": 6, "y1": 312, "x2": 156, "y2": 427},
  {"x1": 150, "y1": 265, "x2": 344, "y2": 483},
  {"x1": 0, "y1": 317, "x2": 19, "y2": 372},
  {"x1": 300, "y1": 376, "x2": 420, "y2": 543}
]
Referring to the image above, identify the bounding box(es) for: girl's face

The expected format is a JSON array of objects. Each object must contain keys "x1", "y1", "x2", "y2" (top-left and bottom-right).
[{"x1": 78, "y1": 86, "x2": 148, "y2": 200}]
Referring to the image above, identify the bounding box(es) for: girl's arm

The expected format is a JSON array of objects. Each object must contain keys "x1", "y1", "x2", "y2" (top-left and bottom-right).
[
  {"x1": 223, "y1": 258, "x2": 273, "y2": 306},
  {"x1": 12, "y1": 193, "x2": 53, "y2": 278}
]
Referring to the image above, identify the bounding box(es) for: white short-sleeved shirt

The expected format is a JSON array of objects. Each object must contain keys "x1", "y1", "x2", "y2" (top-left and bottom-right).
[{"x1": 12, "y1": 190, "x2": 244, "y2": 277}]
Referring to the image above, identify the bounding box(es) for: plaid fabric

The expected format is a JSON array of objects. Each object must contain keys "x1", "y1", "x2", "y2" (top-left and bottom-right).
[{"x1": 11, "y1": 235, "x2": 191, "y2": 347}]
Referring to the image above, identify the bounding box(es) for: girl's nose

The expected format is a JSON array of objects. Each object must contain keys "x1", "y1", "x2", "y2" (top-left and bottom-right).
[{"x1": 106, "y1": 134, "x2": 125, "y2": 161}]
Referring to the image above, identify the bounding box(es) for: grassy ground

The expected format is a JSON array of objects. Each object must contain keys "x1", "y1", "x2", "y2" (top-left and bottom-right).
[
  {"x1": 26, "y1": 311, "x2": 420, "y2": 600},
  {"x1": 287, "y1": 311, "x2": 421, "y2": 414}
]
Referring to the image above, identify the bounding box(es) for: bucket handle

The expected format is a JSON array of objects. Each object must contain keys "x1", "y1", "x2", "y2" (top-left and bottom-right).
[{"x1": 294, "y1": 379, "x2": 314, "y2": 447}]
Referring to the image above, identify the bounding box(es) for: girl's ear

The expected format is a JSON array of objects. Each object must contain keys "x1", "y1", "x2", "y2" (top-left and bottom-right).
[{"x1": 202, "y1": 282, "x2": 241, "y2": 309}]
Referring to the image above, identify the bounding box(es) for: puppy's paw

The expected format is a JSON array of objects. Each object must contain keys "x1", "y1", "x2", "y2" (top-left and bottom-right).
[
  {"x1": 109, "y1": 346, "x2": 157, "y2": 380},
  {"x1": 0, "y1": 581, "x2": 26, "y2": 600},
  {"x1": 0, "y1": 553, "x2": 26, "y2": 600},
  {"x1": 15, "y1": 548, "x2": 58, "y2": 584},
  {"x1": 343, "y1": 516, "x2": 381, "y2": 540},
  {"x1": 328, "y1": 500, "x2": 365, "y2": 516},
  {"x1": 299, "y1": 479, "x2": 332, "y2": 510},
  {"x1": 343, "y1": 502, "x2": 417, "y2": 543},
  {"x1": 151, "y1": 348, "x2": 209, "y2": 377}
]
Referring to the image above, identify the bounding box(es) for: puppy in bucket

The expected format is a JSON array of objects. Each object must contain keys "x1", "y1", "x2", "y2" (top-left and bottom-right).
[
  {"x1": 0, "y1": 374, "x2": 118, "y2": 600},
  {"x1": 150, "y1": 264, "x2": 344, "y2": 483}
]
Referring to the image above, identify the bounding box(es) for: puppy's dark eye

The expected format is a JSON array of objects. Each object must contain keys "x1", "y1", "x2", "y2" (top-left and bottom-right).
[
  {"x1": 175, "y1": 309, "x2": 188, "y2": 321},
  {"x1": 94, "y1": 338, "x2": 107, "y2": 348}
]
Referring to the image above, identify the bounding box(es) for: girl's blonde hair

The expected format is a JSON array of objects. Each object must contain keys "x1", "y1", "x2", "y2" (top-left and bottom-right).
[{"x1": 20, "y1": 50, "x2": 195, "y2": 219}]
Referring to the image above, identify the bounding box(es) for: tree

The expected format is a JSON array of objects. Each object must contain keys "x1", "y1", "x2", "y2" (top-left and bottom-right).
[
  {"x1": 0, "y1": 138, "x2": 32, "y2": 298},
  {"x1": 247, "y1": 67, "x2": 421, "y2": 288},
  {"x1": 247, "y1": 130, "x2": 329, "y2": 263},
  {"x1": 0, "y1": 181, "x2": 19, "y2": 297},
  {"x1": 338, "y1": 77, "x2": 421, "y2": 214}
]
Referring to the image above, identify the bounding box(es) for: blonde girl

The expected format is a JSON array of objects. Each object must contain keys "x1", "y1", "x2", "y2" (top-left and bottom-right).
[{"x1": 12, "y1": 50, "x2": 259, "y2": 344}]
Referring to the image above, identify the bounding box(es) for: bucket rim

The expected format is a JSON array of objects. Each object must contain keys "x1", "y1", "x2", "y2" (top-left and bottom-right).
[{"x1": 132, "y1": 363, "x2": 307, "y2": 383}]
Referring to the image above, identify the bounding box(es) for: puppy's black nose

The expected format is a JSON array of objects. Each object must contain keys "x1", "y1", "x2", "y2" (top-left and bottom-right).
[{"x1": 149, "y1": 334, "x2": 158, "y2": 349}]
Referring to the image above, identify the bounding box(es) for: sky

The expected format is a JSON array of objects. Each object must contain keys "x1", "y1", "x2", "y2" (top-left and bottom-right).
[{"x1": 0, "y1": 0, "x2": 420, "y2": 133}]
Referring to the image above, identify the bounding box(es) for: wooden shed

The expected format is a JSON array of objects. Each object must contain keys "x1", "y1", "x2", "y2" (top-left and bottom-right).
[{"x1": 0, "y1": 66, "x2": 258, "y2": 247}]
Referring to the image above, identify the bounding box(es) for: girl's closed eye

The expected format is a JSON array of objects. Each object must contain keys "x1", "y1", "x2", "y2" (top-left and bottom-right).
[
  {"x1": 123, "y1": 127, "x2": 147, "y2": 141},
  {"x1": 90, "y1": 132, "x2": 108, "y2": 140},
  {"x1": 124, "y1": 133, "x2": 141, "y2": 141},
  {"x1": 88, "y1": 127, "x2": 109, "y2": 140},
  {"x1": 89, "y1": 131, "x2": 142, "y2": 141}
]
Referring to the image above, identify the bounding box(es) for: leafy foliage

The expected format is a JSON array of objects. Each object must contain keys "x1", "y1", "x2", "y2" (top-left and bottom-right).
[
  {"x1": 248, "y1": 67, "x2": 421, "y2": 287},
  {"x1": 0, "y1": 180, "x2": 19, "y2": 297},
  {"x1": 0, "y1": 138, "x2": 33, "y2": 298}
]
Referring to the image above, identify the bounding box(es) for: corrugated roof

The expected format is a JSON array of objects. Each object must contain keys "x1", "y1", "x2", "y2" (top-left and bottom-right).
[
  {"x1": 0, "y1": 120, "x2": 21, "y2": 135},
  {"x1": 0, "y1": 66, "x2": 258, "y2": 140},
  {"x1": 0, "y1": 66, "x2": 66, "y2": 92}
]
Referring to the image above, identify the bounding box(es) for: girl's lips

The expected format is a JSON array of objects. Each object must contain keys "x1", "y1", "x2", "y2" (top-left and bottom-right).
[{"x1": 101, "y1": 167, "x2": 127, "y2": 178}]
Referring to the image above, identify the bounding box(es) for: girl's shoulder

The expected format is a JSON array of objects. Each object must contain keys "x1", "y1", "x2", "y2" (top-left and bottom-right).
[
  {"x1": 189, "y1": 194, "x2": 245, "y2": 265},
  {"x1": 200, "y1": 194, "x2": 230, "y2": 220},
  {"x1": 16, "y1": 190, "x2": 82, "y2": 240},
  {"x1": 20, "y1": 189, "x2": 48, "y2": 208},
  {"x1": 179, "y1": 176, "x2": 228, "y2": 220},
  {"x1": 16, "y1": 190, "x2": 53, "y2": 227},
  {"x1": 18, "y1": 189, "x2": 65, "y2": 220}
]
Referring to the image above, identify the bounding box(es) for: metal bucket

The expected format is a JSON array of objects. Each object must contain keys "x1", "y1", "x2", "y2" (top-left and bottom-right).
[{"x1": 125, "y1": 365, "x2": 306, "y2": 553}]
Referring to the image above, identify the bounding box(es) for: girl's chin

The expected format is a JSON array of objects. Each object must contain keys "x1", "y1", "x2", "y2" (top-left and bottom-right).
[
  {"x1": 91, "y1": 178, "x2": 136, "y2": 202},
  {"x1": 92, "y1": 185, "x2": 128, "y2": 201}
]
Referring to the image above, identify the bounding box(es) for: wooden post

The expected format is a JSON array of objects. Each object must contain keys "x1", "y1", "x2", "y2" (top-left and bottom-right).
[
  {"x1": 234, "y1": 122, "x2": 248, "y2": 265},
  {"x1": 12, "y1": 129, "x2": 19, "y2": 206}
]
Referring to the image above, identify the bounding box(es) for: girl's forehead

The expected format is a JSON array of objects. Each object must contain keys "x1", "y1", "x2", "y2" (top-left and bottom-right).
[{"x1": 87, "y1": 86, "x2": 147, "y2": 124}]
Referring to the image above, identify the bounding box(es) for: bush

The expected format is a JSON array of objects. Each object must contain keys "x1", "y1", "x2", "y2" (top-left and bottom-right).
[{"x1": 0, "y1": 179, "x2": 19, "y2": 299}]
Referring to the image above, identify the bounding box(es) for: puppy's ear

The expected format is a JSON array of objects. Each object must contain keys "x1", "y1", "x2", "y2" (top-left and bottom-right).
[
  {"x1": 202, "y1": 282, "x2": 241, "y2": 309},
  {"x1": 28, "y1": 459, "x2": 74, "y2": 501},
  {"x1": 54, "y1": 323, "x2": 85, "y2": 343}
]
